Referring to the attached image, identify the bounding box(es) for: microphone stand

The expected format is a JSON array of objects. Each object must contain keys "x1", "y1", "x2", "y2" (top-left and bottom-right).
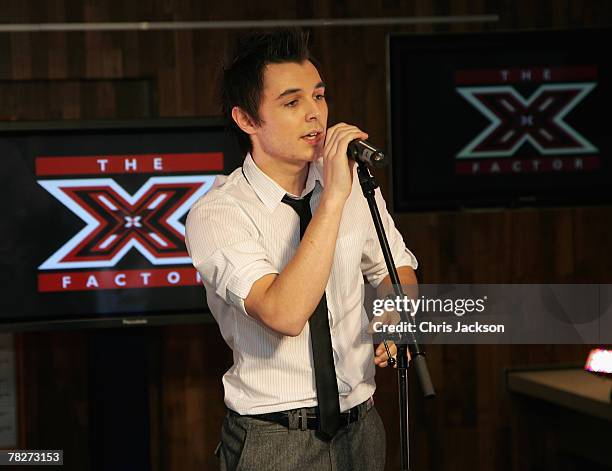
[{"x1": 356, "y1": 160, "x2": 435, "y2": 471}]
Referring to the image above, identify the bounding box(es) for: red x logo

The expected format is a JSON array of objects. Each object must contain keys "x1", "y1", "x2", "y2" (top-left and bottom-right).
[
  {"x1": 456, "y1": 83, "x2": 597, "y2": 158},
  {"x1": 38, "y1": 176, "x2": 215, "y2": 269}
]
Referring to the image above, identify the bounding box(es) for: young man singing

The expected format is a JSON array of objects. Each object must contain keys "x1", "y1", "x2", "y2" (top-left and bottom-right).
[{"x1": 186, "y1": 28, "x2": 418, "y2": 471}]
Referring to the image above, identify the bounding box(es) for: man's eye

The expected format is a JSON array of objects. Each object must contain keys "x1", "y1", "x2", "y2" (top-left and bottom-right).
[
  {"x1": 285, "y1": 100, "x2": 298, "y2": 107},
  {"x1": 315, "y1": 94, "x2": 326, "y2": 100}
]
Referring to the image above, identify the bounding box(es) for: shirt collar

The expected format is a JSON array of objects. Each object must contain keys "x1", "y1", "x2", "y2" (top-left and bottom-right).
[{"x1": 242, "y1": 153, "x2": 324, "y2": 211}]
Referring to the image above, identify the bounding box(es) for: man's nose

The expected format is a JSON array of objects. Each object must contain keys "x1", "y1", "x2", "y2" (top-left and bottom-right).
[{"x1": 305, "y1": 99, "x2": 322, "y2": 121}]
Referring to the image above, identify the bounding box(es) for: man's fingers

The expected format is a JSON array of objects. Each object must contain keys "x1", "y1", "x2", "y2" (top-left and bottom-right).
[
  {"x1": 327, "y1": 130, "x2": 366, "y2": 161},
  {"x1": 374, "y1": 341, "x2": 397, "y2": 367},
  {"x1": 323, "y1": 123, "x2": 349, "y2": 154},
  {"x1": 332, "y1": 130, "x2": 368, "y2": 158},
  {"x1": 324, "y1": 123, "x2": 367, "y2": 160}
]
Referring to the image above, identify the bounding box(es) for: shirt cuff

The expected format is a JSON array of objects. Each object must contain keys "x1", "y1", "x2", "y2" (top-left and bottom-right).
[
  {"x1": 367, "y1": 248, "x2": 418, "y2": 288},
  {"x1": 226, "y1": 259, "x2": 279, "y2": 313}
]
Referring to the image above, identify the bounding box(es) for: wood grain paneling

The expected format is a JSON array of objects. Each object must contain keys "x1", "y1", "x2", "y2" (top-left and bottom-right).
[
  {"x1": 2, "y1": 0, "x2": 611, "y2": 470},
  {"x1": 0, "y1": 79, "x2": 152, "y2": 120},
  {"x1": 16, "y1": 332, "x2": 90, "y2": 469}
]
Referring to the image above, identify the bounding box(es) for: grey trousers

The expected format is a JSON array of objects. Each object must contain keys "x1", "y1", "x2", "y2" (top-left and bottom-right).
[{"x1": 217, "y1": 403, "x2": 386, "y2": 471}]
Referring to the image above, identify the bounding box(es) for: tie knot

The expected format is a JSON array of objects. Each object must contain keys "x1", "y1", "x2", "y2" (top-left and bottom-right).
[{"x1": 281, "y1": 192, "x2": 313, "y2": 215}]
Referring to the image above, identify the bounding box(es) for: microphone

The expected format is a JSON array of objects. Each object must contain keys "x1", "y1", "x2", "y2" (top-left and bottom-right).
[{"x1": 347, "y1": 140, "x2": 388, "y2": 168}]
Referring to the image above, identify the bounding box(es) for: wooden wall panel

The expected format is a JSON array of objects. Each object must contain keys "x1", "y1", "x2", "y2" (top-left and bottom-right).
[
  {"x1": 154, "y1": 324, "x2": 232, "y2": 470},
  {"x1": 2, "y1": 0, "x2": 611, "y2": 470},
  {"x1": 0, "y1": 80, "x2": 152, "y2": 120},
  {"x1": 16, "y1": 332, "x2": 90, "y2": 469}
]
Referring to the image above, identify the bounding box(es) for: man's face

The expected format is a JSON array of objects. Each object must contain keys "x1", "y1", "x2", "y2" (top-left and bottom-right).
[{"x1": 250, "y1": 60, "x2": 328, "y2": 165}]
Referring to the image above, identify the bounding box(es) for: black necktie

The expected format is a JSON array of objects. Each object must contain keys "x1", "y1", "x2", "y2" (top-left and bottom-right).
[{"x1": 281, "y1": 192, "x2": 341, "y2": 440}]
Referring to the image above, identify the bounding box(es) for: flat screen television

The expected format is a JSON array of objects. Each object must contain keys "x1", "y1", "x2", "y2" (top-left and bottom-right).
[
  {"x1": 0, "y1": 118, "x2": 242, "y2": 331},
  {"x1": 388, "y1": 28, "x2": 612, "y2": 211}
]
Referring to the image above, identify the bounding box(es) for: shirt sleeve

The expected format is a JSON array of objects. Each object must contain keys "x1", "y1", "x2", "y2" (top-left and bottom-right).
[
  {"x1": 360, "y1": 187, "x2": 418, "y2": 288},
  {"x1": 185, "y1": 194, "x2": 279, "y2": 314}
]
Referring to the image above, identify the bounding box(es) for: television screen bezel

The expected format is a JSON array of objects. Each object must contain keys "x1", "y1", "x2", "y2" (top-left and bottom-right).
[
  {"x1": 386, "y1": 28, "x2": 612, "y2": 212},
  {"x1": 0, "y1": 117, "x2": 239, "y2": 332}
]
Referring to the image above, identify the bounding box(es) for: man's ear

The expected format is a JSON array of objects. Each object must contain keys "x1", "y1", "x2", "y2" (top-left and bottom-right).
[{"x1": 231, "y1": 107, "x2": 258, "y2": 135}]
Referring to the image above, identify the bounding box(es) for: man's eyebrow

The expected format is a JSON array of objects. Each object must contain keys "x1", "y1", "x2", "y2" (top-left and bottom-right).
[
  {"x1": 277, "y1": 88, "x2": 301, "y2": 100},
  {"x1": 276, "y1": 82, "x2": 326, "y2": 100}
]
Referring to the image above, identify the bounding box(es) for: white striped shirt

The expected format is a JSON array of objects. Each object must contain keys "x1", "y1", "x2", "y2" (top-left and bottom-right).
[{"x1": 185, "y1": 154, "x2": 417, "y2": 414}]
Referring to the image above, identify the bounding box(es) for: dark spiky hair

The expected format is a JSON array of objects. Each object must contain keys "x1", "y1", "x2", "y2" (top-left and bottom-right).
[{"x1": 221, "y1": 28, "x2": 318, "y2": 156}]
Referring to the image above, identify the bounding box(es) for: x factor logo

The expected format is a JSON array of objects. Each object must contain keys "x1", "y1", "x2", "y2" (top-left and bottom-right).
[
  {"x1": 38, "y1": 176, "x2": 215, "y2": 269},
  {"x1": 456, "y1": 83, "x2": 597, "y2": 158}
]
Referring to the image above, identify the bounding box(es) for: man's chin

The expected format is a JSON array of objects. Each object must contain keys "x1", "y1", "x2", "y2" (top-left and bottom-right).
[{"x1": 309, "y1": 145, "x2": 325, "y2": 161}]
